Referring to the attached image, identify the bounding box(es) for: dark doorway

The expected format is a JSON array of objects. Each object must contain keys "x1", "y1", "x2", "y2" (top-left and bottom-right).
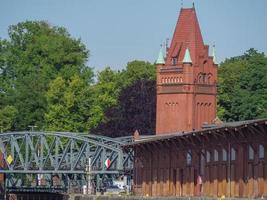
[
  {"x1": 173, "y1": 169, "x2": 177, "y2": 195},
  {"x1": 180, "y1": 169, "x2": 184, "y2": 196}
]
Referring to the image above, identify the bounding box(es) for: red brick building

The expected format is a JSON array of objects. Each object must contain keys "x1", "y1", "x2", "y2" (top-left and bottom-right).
[
  {"x1": 156, "y1": 6, "x2": 217, "y2": 134},
  {"x1": 129, "y1": 119, "x2": 267, "y2": 198},
  {"x1": 127, "y1": 5, "x2": 267, "y2": 198}
]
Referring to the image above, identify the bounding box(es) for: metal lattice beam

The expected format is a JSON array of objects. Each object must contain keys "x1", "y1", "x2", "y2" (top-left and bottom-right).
[{"x1": 0, "y1": 132, "x2": 133, "y2": 174}]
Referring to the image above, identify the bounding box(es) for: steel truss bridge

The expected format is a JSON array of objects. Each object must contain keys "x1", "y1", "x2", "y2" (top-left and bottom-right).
[{"x1": 0, "y1": 132, "x2": 134, "y2": 195}]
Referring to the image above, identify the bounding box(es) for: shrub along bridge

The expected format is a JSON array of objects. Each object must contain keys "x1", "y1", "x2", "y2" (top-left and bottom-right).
[{"x1": 0, "y1": 131, "x2": 134, "y2": 198}]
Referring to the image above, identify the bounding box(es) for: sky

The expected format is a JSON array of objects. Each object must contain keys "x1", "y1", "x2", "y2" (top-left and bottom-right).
[{"x1": 1, "y1": 0, "x2": 267, "y2": 72}]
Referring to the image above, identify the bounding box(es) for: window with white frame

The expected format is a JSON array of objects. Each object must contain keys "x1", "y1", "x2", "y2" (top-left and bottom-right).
[
  {"x1": 222, "y1": 149, "x2": 227, "y2": 161},
  {"x1": 206, "y1": 151, "x2": 211, "y2": 163},
  {"x1": 259, "y1": 145, "x2": 264, "y2": 159},
  {"x1": 249, "y1": 145, "x2": 254, "y2": 160},
  {"x1": 214, "y1": 149, "x2": 219, "y2": 162},
  {"x1": 231, "y1": 147, "x2": 236, "y2": 161}
]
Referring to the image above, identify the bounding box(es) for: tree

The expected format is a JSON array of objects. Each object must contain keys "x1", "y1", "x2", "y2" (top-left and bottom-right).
[
  {"x1": 88, "y1": 67, "x2": 121, "y2": 130},
  {"x1": 91, "y1": 79, "x2": 156, "y2": 137},
  {"x1": 0, "y1": 21, "x2": 91, "y2": 131},
  {"x1": 0, "y1": 106, "x2": 18, "y2": 132},
  {"x1": 120, "y1": 60, "x2": 156, "y2": 86},
  {"x1": 45, "y1": 75, "x2": 92, "y2": 132},
  {"x1": 218, "y1": 49, "x2": 267, "y2": 121},
  {"x1": 90, "y1": 61, "x2": 156, "y2": 137}
]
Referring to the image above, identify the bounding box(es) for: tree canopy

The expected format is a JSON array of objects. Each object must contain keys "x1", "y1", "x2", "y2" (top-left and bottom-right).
[
  {"x1": 89, "y1": 61, "x2": 156, "y2": 137},
  {"x1": 0, "y1": 21, "x2": 93, "y2": 131},
  {"x1": 218, "y1": 48, "x2": 267, "y2": 121}
]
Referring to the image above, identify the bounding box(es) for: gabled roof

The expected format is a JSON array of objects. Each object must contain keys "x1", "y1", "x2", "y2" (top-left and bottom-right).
[{"x1": 165, "y1": 7, "x2": 204, "y2": 66}]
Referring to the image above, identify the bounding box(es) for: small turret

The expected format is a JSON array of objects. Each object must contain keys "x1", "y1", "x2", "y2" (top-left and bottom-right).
[
  {"x1": 156, "y1": 48, "x2": 165, "y2": 65},
  {"x1": 183, "y1": 48, "x2": 192, "y2": 64}
]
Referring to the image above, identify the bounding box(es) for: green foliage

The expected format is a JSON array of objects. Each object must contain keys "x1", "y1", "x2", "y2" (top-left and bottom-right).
[
  {"x1": 90, "y1": 61, "x2": 156, "y2": 136},
  {"x1": 120, "y1": 60, "x2": 156, "y2": 86},
  {"x1": 91, "y1": 79, "x2": 156, "y2": 137},
  {"x1": 45, "y1": 75, "x2": 92, "y2": 132},
  {"x1": 0, "y1": 106, "x2": 18, "y2": 132},
  {"x1": 0, "y1": 21, "x2": 91, "y2": 131},
  {"x1": 218, "y1": 48, "x2": 267, "y2": 121},
  {"x1": 88, "y1": 67, "x2": 121, "y2": 129}
]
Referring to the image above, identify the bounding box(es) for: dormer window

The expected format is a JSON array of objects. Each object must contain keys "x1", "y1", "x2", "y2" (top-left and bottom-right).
[{"x1": 172, "y1": 57, "x2": 177, "y2": 65}]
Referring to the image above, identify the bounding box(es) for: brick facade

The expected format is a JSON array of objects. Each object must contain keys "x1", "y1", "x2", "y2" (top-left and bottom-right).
[{"x1": 156, "y1": 7, "x2": 217, "y2": 134}]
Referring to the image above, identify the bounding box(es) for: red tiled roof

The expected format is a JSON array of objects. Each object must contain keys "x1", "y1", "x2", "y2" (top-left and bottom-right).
[{"x1": 166, "y1": 8, "x2": 204, "y2": 66}]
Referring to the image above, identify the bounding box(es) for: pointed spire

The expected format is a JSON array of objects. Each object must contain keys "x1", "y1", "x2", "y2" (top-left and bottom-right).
[
  {"x1": 156, "y1": 47, "x2": 165, "y2": 65},
  {"x1": 212, "y1": 44, "x2": 218, "y2": 64},
  {"x1": 165, "y1": 7, "x2": 204, "y2": 66},
  {"x1": 183, "y1": 48, "x2": 192, "y2": 64}
]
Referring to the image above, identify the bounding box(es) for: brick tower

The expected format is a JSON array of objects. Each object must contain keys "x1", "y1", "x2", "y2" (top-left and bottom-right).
[{"x1": 156, "y1": 6, "x2": 218, "y2": 135}]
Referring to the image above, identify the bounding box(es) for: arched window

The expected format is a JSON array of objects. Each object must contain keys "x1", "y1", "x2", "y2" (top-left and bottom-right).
[
  {"x1": 202, "y1": 74, "x2": 206, "y2": 83},
  {"x1": 231, "y1": 147, "x2": 236, "y2": 161},
  {"x1": 198, "y1": 75, "x2": 202, "y2": 83},
  {"x1": 249, "y1": 145, "x2": 254, "y2": 160},
  {"x1": 214, "y1": 149, "x2": 219, "y2": 162},
  {"x1": 222, "y1": 148, "x2": 227, "y2": 161},
  {"x1": 259, "y1": 145, "x2": 264, "y2": 159},
  {"x1": 207, "y1": 73, "x2": 212, "y2": 84}
]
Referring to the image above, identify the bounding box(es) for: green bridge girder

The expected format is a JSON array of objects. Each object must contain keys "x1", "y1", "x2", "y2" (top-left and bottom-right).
[{"x1": 0, "y1": 131, "x2": 134, "y2": 193}]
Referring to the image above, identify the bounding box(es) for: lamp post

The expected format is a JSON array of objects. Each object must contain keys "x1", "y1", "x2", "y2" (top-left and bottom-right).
[{"x1": 86, "y1": 158, "x2": 92, "y2": 194}]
